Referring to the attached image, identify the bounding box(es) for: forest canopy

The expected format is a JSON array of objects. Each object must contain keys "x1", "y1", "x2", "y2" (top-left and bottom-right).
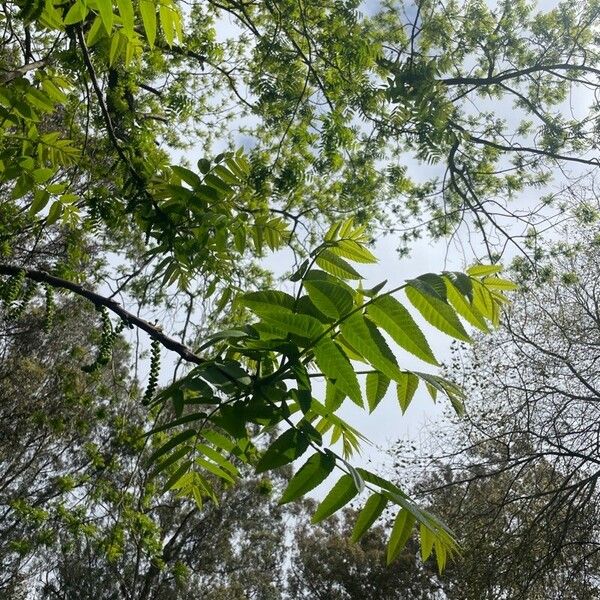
[{"x1": 1, "y1": 0, "x2": 599, "y2": 597}]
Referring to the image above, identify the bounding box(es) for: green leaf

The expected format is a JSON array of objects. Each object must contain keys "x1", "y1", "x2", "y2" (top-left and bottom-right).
[
  {"x1": 148, "y1": 429, "x2": 196, "y2": 464},
  {"x1": 435, "y1": 537, "x2": 448, "y2": 573},
  {"x1": 32, "y1": 167, "x2": 54, "y2": 183},
  {"x1": 420, "y1": 522, "x2": 435, "y2": 561},
  {"x1": 117, "y1": 0, "x2": 134, "y2": 34},
  {"x1": 445, "y1": 271, "x2": 473, "y2": 301},
  {"x1": 196, "y1": 328, "x2": 247, "y2": 352},
  {"x1": 414, "y1": 273, "x2": 447, "y2": 300},
  {"x1": 325, "y1": 380, "x2": 346, "y2": 411},
  {"x1": 196, "y1": 444, "x2": 238, "y2": 476},
  {"x1": 238, "y1": 290, "x2": 296, "y2": 315},
  {"x1": 64, "y1": 0, "x2": 86, "y2": 24},
  {"x1": 296, "y1": 295, "x2": 332, "y2": 323},
  {"x1": 352, "y1": 493, "x2": 388, "y2": 542},
  {"x1": 150, "y1": 445, "x2": 192, "y2": 478},
  {"x1": 212, "y1": 403, "x2": 247, "y2": 438},
  {"x1": 396, "y1": 372, "x2": 419, "y2": 414},
  {"x1": 316, "y1": 249, "x2": 362, "y2": 280},
  {"x1": 304, "y1": 279, "x2": 353, "y2": 320},
  {"x1": 280, "y1": 451, "x2": 336, "y2": 504},
  {"x1": 86, "y1": 15, "x2": 105, "y2": 44},
  {"x1": 329, "y1": 238, "x2": 377, "y2": 264},
  {"x1": 290, "y1": 259, "x2": 309, "y2": 282},
  {"x1": 414, "y1": 372, "x2": 466, "y2": 415},
  {"x1": 290, "y1": 362, "x2": 312, "y2": 413},
  {"x1": 201, "y1": 430, "x2": 235, "y2": 453},
  {"x1": 471, "y1": 280, "x2": 495, "y2": 320},
  {"x1": 466, "y1": 263, "x2": 503, "y2": 277},
  {"x1": 172, "y1": 165, "x2": 203, "y2": 189},
  {"x1": 405, "y1": 285, "x2": 470, "y2": 342},
  {"x1": 444, "y1": 276, "x2": 489, "y2": 332},
  {"x1": 255, "y1": 429, "x2": 310, "y2": 474},
  {"x1": 341, "y1": 460, "x2": 365, "y2": 495},
  {"x1": 312, "y1": 474, "x2": 360, "y2": 523},
  {"x1": 365, "y1": 371, "x2": 390, "y2": 413},
  {"x1": 259, "y1": 308, "x2": 323, "y2": 340},
  {"x1": 26, "y1": 88, "x2": 54, "y2": 112},
  {"x1": 139, "y1": 0, "x2": 157, "y2": 47},
  {"x1": 387, "y1": 509, "x2": 416, "y2": 564},
  {"x1": 201, "y1": 361, "x2": 251, "y2": 388},
  {"x1": 162, "y1": 460, "x2": 193, "y2": 492},
  {"x1": 356, "y1": 468, "x2": 407, "y2": 498},
  {"x1": 362, "y1": 280, "x2": 387, "y2": 297},
  {"x1": 109, "y1": 33, "x2": 122, "y2": 65},
  {"x1": 366, "y1": 296, "x2": 439, "y2": 365},
  {"x1": 159, "y1": 2, "x2": 175, "y2": 45},
  {"x1": 340, "y1": 313, "x2": 404, "y2": 383},
  {"x1": 46, "y1": 201, "x2": 63, "y2": 225},
  {"x1": 313, "y1": 337, "x2": 362, "y2": 407},
  {"x1": 145, "y1": 412, "x2": 206, "y2": 436},
  {"x1": 195, "y1": 457, "x2": 235, "y2": 484},
  {"x1": 482, "y1": 276, "x2": 518, "y2": 291},
  {"x1": 30, "y1": 190, "x2": 50, "y2": 214},
  {"x1": 96, "y1": 0, "x2": 113, "y2": 33}
]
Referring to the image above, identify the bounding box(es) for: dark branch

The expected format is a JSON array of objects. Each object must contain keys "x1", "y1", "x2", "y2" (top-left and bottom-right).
[
  {"x1": 0, "y1": 264, "x2": 205, "y2": 366},
  {"x1": 441, "y1": 62, "x2": 600, "y2": 86}
]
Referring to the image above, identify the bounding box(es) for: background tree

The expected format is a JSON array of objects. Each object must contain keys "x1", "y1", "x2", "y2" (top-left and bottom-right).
[
  {"x1": 288, "y1": 506, "x2": 442, "y2": 599},
  {"x1": 390, "y1": 218, "x2": 600, "y2": 598},
  {"x1": 413, "y1": 445, "x2": 600, "y2": 599},
  {"x1": 0, "y1": 294, "x2": 291, "y2": 599}
]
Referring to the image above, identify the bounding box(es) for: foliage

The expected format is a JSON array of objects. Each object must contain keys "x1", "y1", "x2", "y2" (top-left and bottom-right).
[
  {"x1": 3, "y1": 0, "x2": 600, "y2": 273},
  {"x1": 0, "y1": 296, "x2": 289, "y2": 599},
  {"x1": 393, "y1": 222, "x2": 600, "y2": 598},
  {"x1": 0, "y1": 0, "x2": 536, "y2": 585},
  {"x1": 415, "y1": 446, "x2": 600, "y2": 599},
  {"x1": 0, "y1": 215, "x2": 513, "y2": 575},
  {"x1": 111, "y1": 219, "x2": 511, "y2": 569},
  {"x1": 288, "y1": 507, "x2": 442, "y2": 599}
]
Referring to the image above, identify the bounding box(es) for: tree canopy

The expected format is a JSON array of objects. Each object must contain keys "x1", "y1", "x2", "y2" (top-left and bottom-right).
[{"x1": 1, "y1": 0, "x2": 599, "y2": 595}]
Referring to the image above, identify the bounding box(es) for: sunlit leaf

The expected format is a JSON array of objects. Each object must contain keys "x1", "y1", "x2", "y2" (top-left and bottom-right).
[
  {"x1": 312, "y1": 474, "x2": 360, "y2": 523},
  {"x1": 280, "y1": 451, "x2": 336, "y2": 504}
]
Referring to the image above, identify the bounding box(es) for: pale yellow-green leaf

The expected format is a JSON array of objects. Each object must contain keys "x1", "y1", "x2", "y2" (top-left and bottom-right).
[
  {"x1": 405, "y1": 285, "x2": 470, "y2": 342},
  {"x1": 444, "y1": 276, "x2": 489, "y2": 332},
  {"x1": 313, "y1": 337, "x2": 363, "y2": 408},
  {"x1": 159, "y1": 1, "x2": 175, "y2": 45},
  {"x1": 139, "y1": 0, "x2": 157, "y2": 47},
  {"x1": 366, "y1": 295, "x2": 439, "y2": 365},
  {"x1": 396, "y1": 372, "x2": 419, "y2": 414},
  {"x1": 466, "y1": 263, "x2": 503, "y2": 277},
  {"x1": 96, "y1": 0, "x2": 114, "y2": 33},
  {"x1": 117, "y1": 0, "x2": 134, "y2": 35},
  {"x1": 420, "y1": 522, "x2": 435, "y2": 561},
  {"x1": 387, "y1": 509, "x2": 416, "y2": 564}
]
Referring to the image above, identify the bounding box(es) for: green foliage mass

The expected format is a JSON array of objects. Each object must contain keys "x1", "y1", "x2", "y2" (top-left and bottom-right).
[{"x1": 11, "y1": 0, "x2": 596, "y2": 589}]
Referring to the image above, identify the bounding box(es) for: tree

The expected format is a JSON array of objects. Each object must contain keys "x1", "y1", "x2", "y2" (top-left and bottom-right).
[
  {"x1": 3, "y1": 0, "x2": 600, "y2": 267},
  {"x1": 397, "y1": 219, "x2": 600, "y2": 598},
  {"x1": 1, "y1": 0, "x2": 545, "y2": 580},
  {"x1": 0, "y1": 291, "x2": 292, "y2": 599},
  {"x1": 288, "y1": 506, "x2": 442, "y2": 599},
  {"x1": 413, "y1": 445, "x2": 600, "y2": 599}
]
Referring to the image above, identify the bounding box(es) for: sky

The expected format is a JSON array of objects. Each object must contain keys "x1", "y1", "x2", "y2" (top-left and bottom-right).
[{"x1": 153, "y1": 0, "x2": 595, "y2": 497}]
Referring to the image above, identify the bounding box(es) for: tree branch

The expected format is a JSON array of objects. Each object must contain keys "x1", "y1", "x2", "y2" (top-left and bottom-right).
[
  {"x1": 441, "y1": 62, "x2": 600, "y2": 86},
  {"x1": 0, "y1": 59, "x2": 49, "y2": 84},
  {"x1": 0, "y1": 264, "x2": 205, "y2": 366}
]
